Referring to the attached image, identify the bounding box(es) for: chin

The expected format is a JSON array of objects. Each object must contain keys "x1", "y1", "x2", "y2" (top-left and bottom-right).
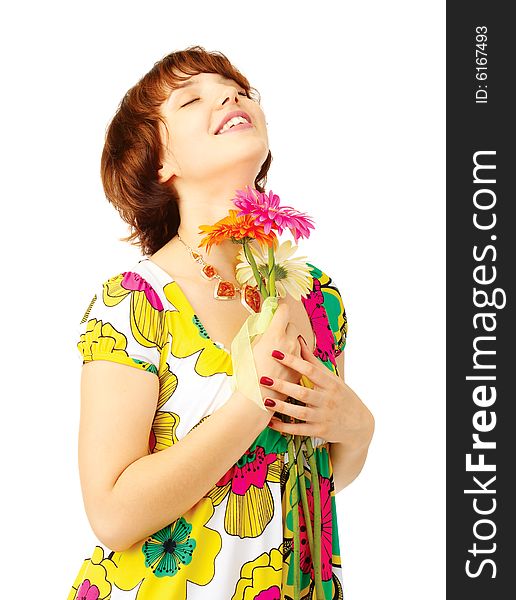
[{"x1": 226, "y1": 139, "x2": 268, "y2": 164}]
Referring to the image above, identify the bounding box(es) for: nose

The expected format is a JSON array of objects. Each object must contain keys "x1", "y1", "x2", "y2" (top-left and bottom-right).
[
  {"x1": 219, "y1": 83, "x2": 240, "y2": 106},
  {"x1": 222, "y1": 95, "x2": 238, "y2": 106}
]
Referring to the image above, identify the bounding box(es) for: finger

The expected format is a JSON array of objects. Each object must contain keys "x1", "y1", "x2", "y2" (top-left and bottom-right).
[
  {"x1": 270, "y1": 345, "x2": 335, "y2": 389},
  {"x1": 264, "y1": 396, "x2": 319, "y2": 423},
  {"x1": 269, "y1": 417, "x2": 320, "y2": 438},
  {"x1": 259, "y1": 375, "x2": 319, "y2": 406},
  {"x1": 298, "y1": 335, "x2": 323, "y2": 364}
]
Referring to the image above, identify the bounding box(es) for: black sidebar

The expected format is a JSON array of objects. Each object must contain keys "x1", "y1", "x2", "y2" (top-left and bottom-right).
[{"x1": 447, "y1": 3, "x2": 515, "y2": 597}]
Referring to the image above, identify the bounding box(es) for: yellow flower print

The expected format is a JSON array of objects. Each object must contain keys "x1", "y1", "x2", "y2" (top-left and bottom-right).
[
  {"x1": 148, "y1": 340, "x2": 181, "y2": 453},
  {"x1": 67, "y1": 545, "x2": 117, "y2": 600},
  {"x1": 149, "y1": 410, "x2": 180, "y2": 453},
  {"x1": 77, "y1": 319, "x2": 158, "y2": 371},
  {"x1": 156, "y1": 339, "x2": 178, "y2": 410},
  {"x1": 102, "y1": 272, "x2": 166, "y2": 349},
  {"x1": 206, "y1": 445, "x2": 282, "y2": 538},
  {"x1": 163, "y1": 281, "x2": 232, "y2": 377},
  {"x1": 110, "y1": 498, "x2": 222, "y2": 598},
  {"x1": 231, "y1": 545, "x2": 284, "y2": 600}
]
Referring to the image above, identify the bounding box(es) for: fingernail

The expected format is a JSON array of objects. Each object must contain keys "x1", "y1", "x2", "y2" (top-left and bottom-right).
[
  {"x1": 264, "y1": 398, "x2": 276, "y2": 407},
  {"x1": 260, "y1": 376, "x2": 274, "y2": 386},
  {"x1": 272, "y1": 350, "x2": 284, "y2": 360}
]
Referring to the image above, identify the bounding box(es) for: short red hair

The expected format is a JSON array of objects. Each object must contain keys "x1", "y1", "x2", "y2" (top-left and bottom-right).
[{"x1": 100, "y1": 45, "x2": 272, "y2": 256}]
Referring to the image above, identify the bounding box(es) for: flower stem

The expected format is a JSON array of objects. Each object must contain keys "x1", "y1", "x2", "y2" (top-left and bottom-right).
[
  {"x1": 304, "y1": 436, "x2": 325, "y2": 599},
  {"x1": 287, "y1": 434, "x2": 301, "y2": 600},
  {"x1": 268, "y1": 243, "x2": 276, "y2": 297},
  {"x1": 243, "y1": 239, "x2": 268, "y2": 297},
  {"x1": 295, "y1": 435, "x2": 316, "y2": 571}
]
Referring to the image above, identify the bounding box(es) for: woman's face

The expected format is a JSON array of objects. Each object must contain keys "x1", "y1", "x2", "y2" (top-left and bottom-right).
[{"x1": 158, "y1": 71, "x2": 269, "y2": 185}]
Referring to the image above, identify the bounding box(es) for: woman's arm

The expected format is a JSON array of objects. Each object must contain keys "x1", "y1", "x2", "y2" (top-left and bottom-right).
[
  {"x1": 78, "y1": 361, "x2": 265, "y2": 552},
  {"x1": 329, "y1": 351, "x2": 375, "y2": 494}
]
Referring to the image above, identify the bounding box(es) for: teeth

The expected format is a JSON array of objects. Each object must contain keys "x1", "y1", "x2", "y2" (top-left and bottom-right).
[{"x1": 217, "y1": 116, "x2": 250, "y2": 134}]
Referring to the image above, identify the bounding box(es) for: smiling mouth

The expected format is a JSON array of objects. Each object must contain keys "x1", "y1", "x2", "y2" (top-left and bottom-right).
[
  {"x1": 216, "y1": 122, "x2": 254, "y2": 135},
  {"x1": 215, "y1": 113, "x2": 253, "y2": 135}
]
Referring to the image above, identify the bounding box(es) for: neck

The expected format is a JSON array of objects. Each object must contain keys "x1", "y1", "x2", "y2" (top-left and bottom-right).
[
  {"x1": 176, "y1": 229, "x2": 242, "y2": 280},
  {"x1": 160, "y1": 180, "x2": 257, "y2": 281}
]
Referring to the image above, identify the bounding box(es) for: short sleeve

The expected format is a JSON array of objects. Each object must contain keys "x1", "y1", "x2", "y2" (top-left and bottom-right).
[
  {"x1": 305, "y1": 262, "x2": 348, "y2": 359},
  {"x1": 76, "y1": 270, "x2": 164, "y2": 376}
]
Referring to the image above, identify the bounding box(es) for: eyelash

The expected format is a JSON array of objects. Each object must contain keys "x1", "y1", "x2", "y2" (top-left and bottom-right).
[{"x1": 181, "y1": 91, "x2": 248, "y2": 108}]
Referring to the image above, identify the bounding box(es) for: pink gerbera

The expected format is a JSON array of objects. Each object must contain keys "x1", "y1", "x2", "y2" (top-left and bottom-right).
[{"x1": 232, "y1": 185, "x2": 315, "y2": 243}]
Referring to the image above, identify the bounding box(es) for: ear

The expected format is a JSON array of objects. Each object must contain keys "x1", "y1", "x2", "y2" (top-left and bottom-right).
[
  {"x1": 157, "y1": 121, "x2": 179, "y2": 183},
  {"x1": 158, "y1": 162, "x2": 175, "y2": 183},
  {"x1": 157, "y1": 157, "x2": 179, "y2": 184}
]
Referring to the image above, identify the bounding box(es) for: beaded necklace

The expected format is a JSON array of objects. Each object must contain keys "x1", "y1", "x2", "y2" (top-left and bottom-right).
[{"x1": 176, "y1": 232, "x2": 262, "y2": 314}]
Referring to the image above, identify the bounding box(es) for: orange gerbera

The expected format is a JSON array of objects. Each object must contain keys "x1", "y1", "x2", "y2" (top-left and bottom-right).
[{"x1": 198, "y1": 209, "x2": 278, "y2": 254}]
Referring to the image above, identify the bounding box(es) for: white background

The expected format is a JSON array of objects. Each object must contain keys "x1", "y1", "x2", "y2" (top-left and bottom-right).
[{"x1": 0, "y1": 1, "x2": 445, "y2": 597}]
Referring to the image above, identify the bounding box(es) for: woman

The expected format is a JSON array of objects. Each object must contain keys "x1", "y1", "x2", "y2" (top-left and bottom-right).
[{"x1": 69, "y1": 45, "x2": 374, "y2": 600}]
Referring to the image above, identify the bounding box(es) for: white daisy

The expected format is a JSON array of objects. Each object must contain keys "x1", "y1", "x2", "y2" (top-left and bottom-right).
[{"x1": 236, "y1": 239, "x2": 313, "y2": 300}]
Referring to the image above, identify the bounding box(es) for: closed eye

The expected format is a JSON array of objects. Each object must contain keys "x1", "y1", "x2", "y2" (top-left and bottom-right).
[
  {"x1": 181, "y1": 91, "x2": 249, "y2": 108},
  {"x1": 180, "y1": 97, "x2": 199, "y2": 108}
]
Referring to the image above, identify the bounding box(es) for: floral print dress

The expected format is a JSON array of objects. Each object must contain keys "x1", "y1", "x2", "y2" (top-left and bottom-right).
[{"x1": 69, "y1": 257, "x2": 348, "y2": 600}]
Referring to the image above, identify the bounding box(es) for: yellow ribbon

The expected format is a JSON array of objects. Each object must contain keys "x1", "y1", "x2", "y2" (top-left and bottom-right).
[{"x1": 230, "y1": 295, "x2": 279, "y2": 411}]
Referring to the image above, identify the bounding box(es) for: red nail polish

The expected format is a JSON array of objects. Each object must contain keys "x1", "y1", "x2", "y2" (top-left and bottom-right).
[
  {"x1": 272, "y1": 350, "x2": 284, "y2": 360},
  {"x1": 260, "y1": 376, "x2": 274, "y2": 386},
  {"x1": 264, "y1": 398, "x2": 276, "y2": 407}
]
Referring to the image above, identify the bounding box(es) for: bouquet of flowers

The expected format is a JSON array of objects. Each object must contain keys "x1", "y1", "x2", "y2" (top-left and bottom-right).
[{"x1": 198, "y1": 186, "x2": 326, "y2": 599}]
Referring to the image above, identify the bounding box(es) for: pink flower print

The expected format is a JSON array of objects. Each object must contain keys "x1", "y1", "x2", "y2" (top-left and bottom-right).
[
  {"x1": 217, "y1": 446, "x2": 277, "y2": 495},
  {"x1": 121, "y1": 271, "x2": 164, "y2": 311},
  {"x1": 76, "y1": 579, "x2": 100, "y2": 600},
  {"x1": 255, "y1": 585, "x2": 281, "y2": 600},
  {"x1": 302, "y1": 278, "x2": 336, "y2": 366},
  {"x1": 298, "y1": 475, "x2": 333, "y2": 581}
]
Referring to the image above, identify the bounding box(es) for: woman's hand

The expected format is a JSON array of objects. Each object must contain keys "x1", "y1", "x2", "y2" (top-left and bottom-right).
[
  {"x1": 229, "y1": 301, "x2": 304, "y2": 430},
  {"x1": 251, "y1": 301, "x2": 304, "y2": 400},
  {"x1": 262, "y1": 337, "x2": 374, "y2": 449}
]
